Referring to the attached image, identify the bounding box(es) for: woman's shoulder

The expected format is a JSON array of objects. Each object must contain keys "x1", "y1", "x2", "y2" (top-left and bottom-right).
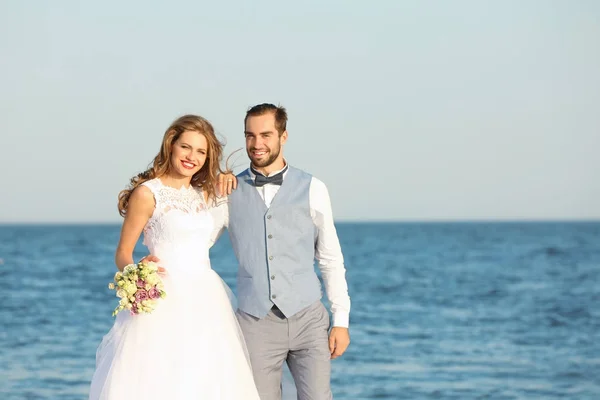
[
  {"x1": 130, "y1": 184, "x2": 156, "y2": 204},
  {"x1": 140, "y1": 177, "x2": 162, "y2": 192},
  {"x1": 123, "y1": 184, "x2": 156, "y2": 217}
]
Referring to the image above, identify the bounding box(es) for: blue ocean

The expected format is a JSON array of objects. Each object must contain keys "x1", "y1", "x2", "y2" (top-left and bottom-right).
[{"x1": 1, "y1": 222, "x2": 599, "y2": 399}]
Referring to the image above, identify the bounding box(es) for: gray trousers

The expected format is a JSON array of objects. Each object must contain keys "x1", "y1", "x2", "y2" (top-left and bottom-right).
[{"x1": 237, "y1": 300, "x2": 332, "y2": 400}]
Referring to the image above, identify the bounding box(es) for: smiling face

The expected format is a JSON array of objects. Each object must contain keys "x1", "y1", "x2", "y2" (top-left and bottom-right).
[
  {"x1": 244, "y1": 112, "x2": 287, "y2": 170},
  {"x1": 169, "y1": 130, "x2": 208, "y2": 179}
]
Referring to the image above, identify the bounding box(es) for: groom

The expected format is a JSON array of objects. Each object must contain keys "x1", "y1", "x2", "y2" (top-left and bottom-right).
[{"x1": 226, "y1": 103, "x2": 351, "y2": 400}]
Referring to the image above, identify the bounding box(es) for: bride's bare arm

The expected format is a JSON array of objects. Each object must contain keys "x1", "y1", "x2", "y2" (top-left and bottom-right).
[{"x1": 114, "y1": 186, "x2": 155, "y2": 271}]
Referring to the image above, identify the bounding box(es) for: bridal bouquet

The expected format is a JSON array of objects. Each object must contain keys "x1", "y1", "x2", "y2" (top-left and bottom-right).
[{"x1": 108, "y1": 261, "x2": 166, "y2": 316}]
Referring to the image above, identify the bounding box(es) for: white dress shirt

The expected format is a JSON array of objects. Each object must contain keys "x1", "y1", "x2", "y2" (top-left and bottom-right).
[{"x1": 210, "y1": 164, "x2": 351, "y2": 328}]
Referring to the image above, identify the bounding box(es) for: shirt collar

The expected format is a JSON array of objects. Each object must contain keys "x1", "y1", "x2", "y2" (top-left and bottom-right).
[{"x1": 248, "y1": 160, "x2": 289, "y2": 179}]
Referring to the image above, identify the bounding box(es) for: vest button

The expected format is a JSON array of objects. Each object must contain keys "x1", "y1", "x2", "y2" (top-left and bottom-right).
[
  {"x1": 267, "y1": 215, "x2": 272, "y2": 219},
  {"x1": 271, "y1": 275, "x2": 275, "y2": 280},
  {"x1": 268, "y1": 234, "x2": 273, "y2": 239},
  {"x1": 269, "y1": 256, "x2": 273, "y2": 260},
  {"x1": 271, "y1": 294, "x2": 277, "y2": 299}
]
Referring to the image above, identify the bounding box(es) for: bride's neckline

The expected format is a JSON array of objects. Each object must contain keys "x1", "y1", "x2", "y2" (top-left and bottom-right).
[
  {"x1": 156, "y1": 177, "x2": 195, "y2": 192},
  {"x1": 155, "y1": 177, "x2": 209, "y2": 204}
]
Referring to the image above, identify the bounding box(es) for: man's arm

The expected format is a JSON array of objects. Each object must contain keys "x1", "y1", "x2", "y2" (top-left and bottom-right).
[
  {"x1": 310, "y1": 177, "x2": 351, "y2": 358},
  {"x1": 208, "y1": 196, "x2": 229, "y2": 248}
]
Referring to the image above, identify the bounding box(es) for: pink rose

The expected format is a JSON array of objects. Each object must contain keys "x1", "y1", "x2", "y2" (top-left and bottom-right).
[
  {"x1": 131, "y1": 303, "x2": 139, "y2": 315},
  {"x1": 148, "y1": 287, "x2": 160, "y2": 300},
  {"x1": 135, "y1": 289, "x2": 148, "y2": 302},
  {"x1": 136, "y1": 279, "x2": 145, "y2": 288}
]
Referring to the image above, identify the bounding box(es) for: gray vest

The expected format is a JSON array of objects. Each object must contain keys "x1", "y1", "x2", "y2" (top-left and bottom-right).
[{"x1": 228, "y1": 166, "x2": 321, "y2": 319}]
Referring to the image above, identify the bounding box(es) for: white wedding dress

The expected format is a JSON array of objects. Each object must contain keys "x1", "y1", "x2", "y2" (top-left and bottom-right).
[{"x1": 89, "y1": 178, "x2": 260, "y2": 399}]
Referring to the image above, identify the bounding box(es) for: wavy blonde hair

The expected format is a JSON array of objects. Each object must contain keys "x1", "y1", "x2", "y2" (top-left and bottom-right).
[{"x1": 118, "y1": 115, "x2": 224, "y2": 217}]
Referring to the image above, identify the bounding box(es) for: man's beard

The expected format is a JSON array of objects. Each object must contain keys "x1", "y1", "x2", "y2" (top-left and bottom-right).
[{"x1": 249, "y1": 145, "x2": 281, "y2": 168}]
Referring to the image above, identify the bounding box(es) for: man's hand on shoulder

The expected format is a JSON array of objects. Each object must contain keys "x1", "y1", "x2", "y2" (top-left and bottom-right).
[{"x1": 217, "y1": 171, "x2": 238, "y2": 196}]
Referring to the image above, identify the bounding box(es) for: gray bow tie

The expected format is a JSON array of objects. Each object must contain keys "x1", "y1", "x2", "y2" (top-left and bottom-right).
[{"x1": 251, "y1": 166, "x2": 287, "y2": 187}]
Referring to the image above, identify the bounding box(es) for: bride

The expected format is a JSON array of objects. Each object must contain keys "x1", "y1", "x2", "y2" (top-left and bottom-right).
[{"x1": 88, "y1": 114, "x2": 260, "y2": 399}]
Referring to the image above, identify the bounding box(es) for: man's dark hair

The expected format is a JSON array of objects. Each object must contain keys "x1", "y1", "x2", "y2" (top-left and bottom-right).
[{"x1": 244, "y1": 103, "x2": 288, "y2": 136}]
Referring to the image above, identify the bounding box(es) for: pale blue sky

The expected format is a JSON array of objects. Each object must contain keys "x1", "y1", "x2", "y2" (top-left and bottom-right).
[{"x1": 1, "y1": 1, "x2": 598, "y2": 223}]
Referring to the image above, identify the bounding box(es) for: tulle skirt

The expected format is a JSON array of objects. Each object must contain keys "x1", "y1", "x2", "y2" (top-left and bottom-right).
[{"x1": 88, "y1": 266, "x2": 260, "y2": 400}]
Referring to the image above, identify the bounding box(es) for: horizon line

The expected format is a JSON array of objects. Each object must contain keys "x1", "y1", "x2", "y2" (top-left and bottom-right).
[{"x1": 1, "y1": 218, "x2": 599, "y2": 226}]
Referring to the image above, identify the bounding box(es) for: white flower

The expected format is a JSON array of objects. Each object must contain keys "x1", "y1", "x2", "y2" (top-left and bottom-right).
[
  {"x1": 124, "y1": 283, "x2": 137, "y2": 295},
  {"x1": 145, "y1": 274, "x2": 159, "y2": 286},
  {"x1": 123, "y1": 264, "x2": 136, "y2": 274},
  {"x1": 144, "y1": 261, "x2": 159, "y2": 271}
]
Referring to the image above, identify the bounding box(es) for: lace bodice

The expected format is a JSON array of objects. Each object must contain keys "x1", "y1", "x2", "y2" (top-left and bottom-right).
[{"x1": 141, "y1": 178, "x2": 215, "y2": 270}]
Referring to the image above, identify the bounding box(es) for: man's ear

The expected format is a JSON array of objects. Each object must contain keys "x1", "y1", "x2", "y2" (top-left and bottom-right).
[{"x1": 281, "y1": 130, "x2": 288, "y2": 145}]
